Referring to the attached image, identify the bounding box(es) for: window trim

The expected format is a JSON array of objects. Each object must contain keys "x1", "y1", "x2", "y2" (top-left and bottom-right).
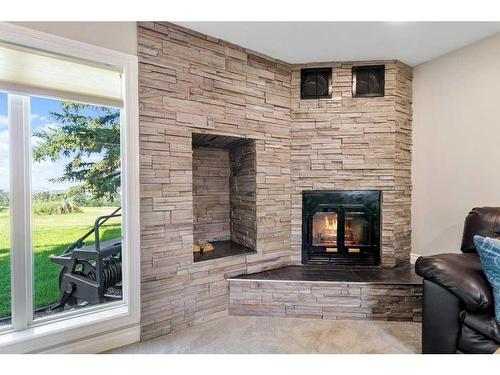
[
  {"x1": 0, "y1": 22, "x2": 140, "y2": 353},
  {"x1": 8, "y1": 94, "x2": 32, "y2": 331}
]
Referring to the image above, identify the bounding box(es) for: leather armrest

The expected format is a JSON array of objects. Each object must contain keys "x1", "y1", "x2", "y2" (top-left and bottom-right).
[{"x1": 415, "y1": 253, "x2": 492, "y2": 310}]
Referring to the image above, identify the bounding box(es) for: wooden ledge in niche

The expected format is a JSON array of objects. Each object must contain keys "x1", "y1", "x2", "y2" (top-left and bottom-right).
[{"x1": 193, "y1": 240, "x2": 256, "y2": 263}]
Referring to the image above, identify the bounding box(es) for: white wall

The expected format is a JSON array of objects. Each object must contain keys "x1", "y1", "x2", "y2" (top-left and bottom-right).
[
  {"x1": 10, "y1": 22, "x2": 137, "y2": 55},
  {"x1": 412, "y1": 32, "x2": 500, "y2": 256}
]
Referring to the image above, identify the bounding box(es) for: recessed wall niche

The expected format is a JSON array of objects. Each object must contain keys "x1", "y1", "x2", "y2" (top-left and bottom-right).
[{"x1": 191, "y1": 133, "x2": 256, "y2": 262}]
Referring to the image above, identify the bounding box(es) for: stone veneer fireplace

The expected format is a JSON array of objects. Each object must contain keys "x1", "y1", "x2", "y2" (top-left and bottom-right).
[{"x1": 138, "y1": 22, "x2": 413, "y2": 340}]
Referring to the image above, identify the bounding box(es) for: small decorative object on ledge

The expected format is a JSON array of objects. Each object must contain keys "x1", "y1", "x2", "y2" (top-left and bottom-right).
[
  {"x1": 352, "y1": 65, "x2": 385, "y2": 97},
  {"x1": 300, "y1": 67, "x2": 332, "y2": 99},
  {"x1": 193, "y1": 240, "x2": 214, "y2": 254}
]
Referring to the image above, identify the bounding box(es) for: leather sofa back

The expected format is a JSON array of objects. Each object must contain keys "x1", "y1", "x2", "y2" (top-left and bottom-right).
[{"x1": 461, "y1": 207, "x2": 500, "y2": 253}]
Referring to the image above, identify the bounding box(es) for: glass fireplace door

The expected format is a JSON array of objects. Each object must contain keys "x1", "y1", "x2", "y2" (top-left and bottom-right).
[
  {"x1": 302, "y1": 190, "x2": 381, "y2": 265},
  {"x1": 344, "y1": 210, "x2": 370, "y2": 253},
  {"x1": 312, "y1": 211, "x2": 339, "y2": 250}
]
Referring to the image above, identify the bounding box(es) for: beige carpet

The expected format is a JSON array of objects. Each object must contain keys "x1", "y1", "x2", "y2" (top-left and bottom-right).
[{"x1": 109, "y1": 315, "x2": 421, "y2": 354}]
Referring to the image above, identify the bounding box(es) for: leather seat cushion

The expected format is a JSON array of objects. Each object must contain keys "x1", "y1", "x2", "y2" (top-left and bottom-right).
[
  {"x1": 460, "y1": 310, "x2": 500, "y2": 343},
  {"x1": 457, "y1": 325, "x2": 500, "y2": 354},
  {"x1": 415, "y1": 253, "x2": 492, "y2": 310}
]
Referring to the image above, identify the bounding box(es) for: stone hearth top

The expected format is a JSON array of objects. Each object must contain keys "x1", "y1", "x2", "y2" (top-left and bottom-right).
[
  {"x1": 194, "y1": 240, "x2": 256, "y2": 262},
  {"x1": 227, "y1": 265, "x2": 422, "y2": 285}
]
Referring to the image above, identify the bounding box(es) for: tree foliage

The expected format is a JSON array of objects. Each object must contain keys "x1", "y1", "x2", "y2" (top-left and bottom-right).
[
  {"x1": 0, "y1": 190, "x2": 8, "y2": 207},
  {"x1": 32, "y1": 102, "x2": 121, "y2": 200}
]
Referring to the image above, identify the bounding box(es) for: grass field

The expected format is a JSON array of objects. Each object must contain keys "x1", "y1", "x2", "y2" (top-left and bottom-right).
[{"x1": 0, "y1": 206, "x2": 121, "y2": 318}]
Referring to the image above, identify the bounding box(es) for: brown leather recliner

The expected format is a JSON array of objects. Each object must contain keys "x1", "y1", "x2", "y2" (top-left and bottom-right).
[{"x1": 415, "y1": 207, "x2": 500, "y2": 354}]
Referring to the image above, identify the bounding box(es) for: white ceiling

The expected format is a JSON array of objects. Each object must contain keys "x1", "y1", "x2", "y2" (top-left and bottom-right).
[{"x1": 176, "y1": 22, "x2": 500, "y2": 66}]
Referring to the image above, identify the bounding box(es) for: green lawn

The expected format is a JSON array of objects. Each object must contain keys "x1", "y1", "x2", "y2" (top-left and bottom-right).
[{"x1": 0, "y1": 206, "x2": 121, "y2": 318}]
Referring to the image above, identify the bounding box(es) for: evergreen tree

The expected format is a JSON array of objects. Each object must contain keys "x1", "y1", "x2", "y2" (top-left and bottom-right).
[{"x1": 32, "y1": 102, "x2": 120, "y2": 201}]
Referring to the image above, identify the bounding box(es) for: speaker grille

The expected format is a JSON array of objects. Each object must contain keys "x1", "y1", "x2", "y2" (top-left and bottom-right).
[{"x1": 301, "y1": 68, "x2": 332, "y2": 99}]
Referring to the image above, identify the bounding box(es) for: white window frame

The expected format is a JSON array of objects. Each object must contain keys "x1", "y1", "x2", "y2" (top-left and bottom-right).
[{"x1": 0, "y1": 23, "x2": 140, "y2": 353}]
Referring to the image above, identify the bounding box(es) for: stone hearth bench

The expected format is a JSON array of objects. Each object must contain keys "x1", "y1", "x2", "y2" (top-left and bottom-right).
[{"x1": 227, "y1": 265, "x2": 423, "y2": 322}]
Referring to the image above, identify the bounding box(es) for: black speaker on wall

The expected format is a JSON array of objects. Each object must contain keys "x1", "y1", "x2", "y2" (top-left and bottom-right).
[
  {"x1": 300, "y1": 68, "x2": 332, "y2": 99},
  {"x1": 352, "y1": 65, "x2": 385, "y2": 97}
]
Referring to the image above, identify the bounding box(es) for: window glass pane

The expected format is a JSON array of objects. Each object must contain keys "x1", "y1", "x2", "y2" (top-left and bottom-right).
[
  {"x1": 0, "y1": 92, "x2": 11, "y2": 325},
  {"x1": 31, "y1": 96, "x2": 122, "y2": 319}
]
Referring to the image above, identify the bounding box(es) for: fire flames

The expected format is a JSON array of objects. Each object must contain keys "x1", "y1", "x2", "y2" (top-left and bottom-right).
[
  {"x1": 313, "y1": 212, "x2": 365, "y2": 247},
  {"x1": 324, "y1": 214, "x2": 337, "y2": 231},
  {"x1": 313, "y1": 213, "x2": 338, "y2": 246}
]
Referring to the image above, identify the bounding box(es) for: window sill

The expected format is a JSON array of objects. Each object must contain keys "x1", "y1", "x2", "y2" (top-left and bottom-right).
[{"x1": 0, "y1": 303, "x2": 139, "y2": 353}]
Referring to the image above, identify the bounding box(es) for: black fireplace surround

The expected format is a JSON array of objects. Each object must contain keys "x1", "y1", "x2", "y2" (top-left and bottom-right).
[{"x1": 302, "y1": 190, "x2": 381, "y2": 266}]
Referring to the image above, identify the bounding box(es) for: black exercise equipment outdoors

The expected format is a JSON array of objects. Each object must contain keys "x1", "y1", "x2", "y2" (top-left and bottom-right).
[{"x1": 50, "y1": 207, "x2": 123, "y2": 310}]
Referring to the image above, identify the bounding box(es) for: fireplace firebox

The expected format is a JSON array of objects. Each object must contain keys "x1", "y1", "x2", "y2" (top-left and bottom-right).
[{"x1": 302, "y1": 190, "x2": 381, "y2": 265}]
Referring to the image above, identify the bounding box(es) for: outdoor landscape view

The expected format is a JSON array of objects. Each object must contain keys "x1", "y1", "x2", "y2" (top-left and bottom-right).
[{"x1": 0, "y1": 93, "x2": 122, "y2": 321}]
